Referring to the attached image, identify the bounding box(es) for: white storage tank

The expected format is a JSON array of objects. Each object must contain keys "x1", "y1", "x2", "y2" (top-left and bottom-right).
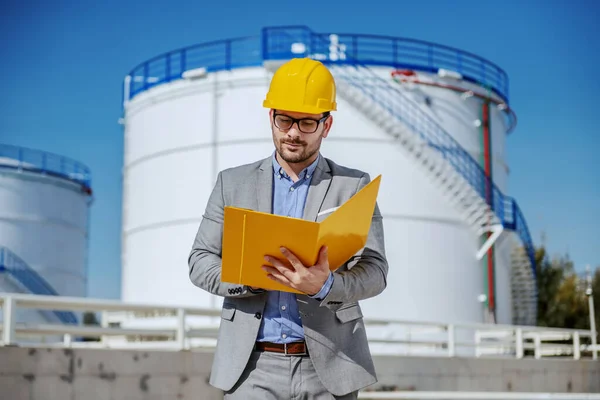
[
  {"x1": 0, "y1": 144, "x2": 92, "y2": 325},
  {"x1": 120, "y1": 26, "x2": 536, "y2": 330}
]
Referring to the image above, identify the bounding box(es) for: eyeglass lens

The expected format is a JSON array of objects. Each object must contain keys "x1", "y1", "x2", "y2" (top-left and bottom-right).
[{"x1": 274, "y1": 115, "x2": 321, "y2": 133}]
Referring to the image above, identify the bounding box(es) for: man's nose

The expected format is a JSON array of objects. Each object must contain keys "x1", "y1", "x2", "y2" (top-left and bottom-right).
[{"x1": 286, "y1": 124, "x2": 302, "y2": 138}]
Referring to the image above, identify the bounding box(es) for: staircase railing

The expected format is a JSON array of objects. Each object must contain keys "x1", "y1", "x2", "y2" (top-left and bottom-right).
[
  {"x1": 262, "y1": 26, "x2": 535, "y2": 279},
  {"x1": 0, "y1": 247, "x2": 78, "y2": 324},
  {"x1": 503, "y1": 197, "x2": 535, "y2": 265}
]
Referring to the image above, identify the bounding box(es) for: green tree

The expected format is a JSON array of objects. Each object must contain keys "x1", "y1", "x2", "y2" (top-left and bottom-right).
[
  {"x1": 554, "y1": 273, "x2": 588, "y2": 329},
  {"x1": 536, "y1": 246, "x2": 568, "y2": 327},
  {"x1": 535, "y1": 246, "x2": 596, "y2": 330}
]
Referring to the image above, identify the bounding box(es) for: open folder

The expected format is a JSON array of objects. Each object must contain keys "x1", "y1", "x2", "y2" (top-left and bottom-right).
[{"x1": 221, "y1": 175, "x2": 382, "y2": 294}]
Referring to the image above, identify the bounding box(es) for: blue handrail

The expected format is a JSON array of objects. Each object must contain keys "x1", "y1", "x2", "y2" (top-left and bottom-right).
[
  {"x1": 127, "y1": 35, "x2": 262, "y2": 100},
  {"x1": 0, "y1": 247, "x2": 78, "y2": 324},
  {"x1": 125, "y1": 25, "x2": 509, "y2": 103},
  {"x1": 261, "y1": 27, "x2": 535, "y2": 280},
  {"x1": 0, "y1": 144, "x2": 92, "y2": 194},
  {"x1": 503, "y1": 197, "x2": 535, "y2": 265},
  {"x1": 262, "y1": 26, "x2": 509, "y2": 102}
]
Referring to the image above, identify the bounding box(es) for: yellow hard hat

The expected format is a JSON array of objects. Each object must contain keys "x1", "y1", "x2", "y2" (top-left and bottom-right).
[{"x1": 263, "y1": 58, "x2": 337, "y2": 114}]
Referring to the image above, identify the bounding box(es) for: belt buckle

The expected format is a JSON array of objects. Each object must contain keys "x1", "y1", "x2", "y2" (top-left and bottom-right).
[{"x1": 284, "y1": 342, "x2": 307, "y2": 356}]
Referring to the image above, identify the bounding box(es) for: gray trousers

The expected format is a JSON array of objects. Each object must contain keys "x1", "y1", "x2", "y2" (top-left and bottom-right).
[{"x1": 224, "y1": 350, "x2": 358, "y2": 400}]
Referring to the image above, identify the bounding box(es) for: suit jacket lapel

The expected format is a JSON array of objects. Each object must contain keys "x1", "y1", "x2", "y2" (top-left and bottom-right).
[
  {"x1": 256, "y1": 157, "x2": 273, "y2": 213},
  {"x1": 303, "y1": 155, "x2": 332, "y2": 221}
]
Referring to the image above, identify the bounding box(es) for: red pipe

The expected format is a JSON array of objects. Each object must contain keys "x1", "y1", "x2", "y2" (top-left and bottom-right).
[{"x1": 482, "y1": 101, "x2": 495, "y2": 314}]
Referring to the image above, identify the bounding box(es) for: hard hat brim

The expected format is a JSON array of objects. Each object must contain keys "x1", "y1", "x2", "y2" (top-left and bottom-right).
[{"x1": 262, "y1": 100, "x2": 337, "y2": 115}]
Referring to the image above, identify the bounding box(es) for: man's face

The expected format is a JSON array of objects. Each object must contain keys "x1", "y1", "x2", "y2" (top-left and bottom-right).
[{"x1": 270, "y1": 109, "x2": 332, "y2": 165}]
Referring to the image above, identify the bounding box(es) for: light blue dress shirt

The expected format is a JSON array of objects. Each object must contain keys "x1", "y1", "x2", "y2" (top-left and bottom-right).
[{"x1": 256, "y1": 152, "x2": 334, "y2": 343}]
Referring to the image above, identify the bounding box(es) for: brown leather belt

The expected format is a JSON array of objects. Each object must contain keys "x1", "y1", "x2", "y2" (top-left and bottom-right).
[{"x1": 255, "y1": 341, "x2": 308, "y2": 356}]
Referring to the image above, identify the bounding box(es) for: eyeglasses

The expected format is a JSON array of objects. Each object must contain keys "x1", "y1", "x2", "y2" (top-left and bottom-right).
[{"x1": 273, "y1": 112, "x2": 329, "y2": 134}]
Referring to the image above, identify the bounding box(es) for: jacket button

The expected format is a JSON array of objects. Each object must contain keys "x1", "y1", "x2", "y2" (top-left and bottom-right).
[{"x1": 255, "y1": 312, "x2": 262, "y2": 319}]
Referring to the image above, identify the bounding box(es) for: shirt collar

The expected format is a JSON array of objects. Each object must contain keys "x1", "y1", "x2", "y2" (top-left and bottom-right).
[{"x1": 272, "y1": 151, "x2": 320, "y2": 180}]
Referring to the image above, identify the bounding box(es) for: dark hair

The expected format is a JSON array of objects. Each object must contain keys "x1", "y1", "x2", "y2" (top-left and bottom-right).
[{"x1": 273, "y1": 109, "x2": 330, "y2": 119}]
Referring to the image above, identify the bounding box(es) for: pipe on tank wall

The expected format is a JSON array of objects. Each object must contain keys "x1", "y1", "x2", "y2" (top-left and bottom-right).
[{"x1": 481, "y1": 98, "x2": 497, "y2": 322}]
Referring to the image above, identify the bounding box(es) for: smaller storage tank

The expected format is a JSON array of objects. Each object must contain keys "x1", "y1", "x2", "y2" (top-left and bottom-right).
[{"x1": 0, "y1": 143, "x2": 93, "y2": 325}]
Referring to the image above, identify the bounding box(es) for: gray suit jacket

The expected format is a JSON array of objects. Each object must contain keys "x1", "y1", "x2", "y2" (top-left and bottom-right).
[{"x1": 188, "y1": 154, "x2": 388, "y2": 396}]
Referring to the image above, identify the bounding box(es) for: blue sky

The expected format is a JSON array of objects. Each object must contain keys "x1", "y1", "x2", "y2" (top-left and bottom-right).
[{"x1": 1, "y1": 0, "x2": 598, "y2": 300}]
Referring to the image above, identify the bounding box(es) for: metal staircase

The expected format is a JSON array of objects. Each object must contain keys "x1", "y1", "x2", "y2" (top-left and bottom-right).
[
  {"x1": 0, "y1": 247, "x2": 78, "y2": 324},
  {"x1": 503, "y1": 198, "x2": 538, "y2": 325},
  {"x1": 510, "y1": 244, "x2": 537, "y2": 325},
  {"x1": 327, "y1": 64, "x2": 536, "y2": 326},
  {"x1": 262, "y1": 27, "x2": 537, "y2": 326}
]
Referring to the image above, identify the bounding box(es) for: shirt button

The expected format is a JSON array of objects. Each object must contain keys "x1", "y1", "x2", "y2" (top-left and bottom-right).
[
  {"x1": 290, "y1": 187, "x2": 295, "y2": 192},
  {"x1": 282, "y1": 334, "x2": 287, "y2": 339},
  {"x1": 281, "y1": 305, "x2": 286, "y2": 311}
]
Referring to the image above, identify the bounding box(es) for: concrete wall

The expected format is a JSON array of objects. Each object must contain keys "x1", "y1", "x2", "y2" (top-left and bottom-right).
[
  {"x1": 0, "y1": 347, "x2": 222, "y2": 400},
  {"x1": 1, "y1": 347, "x2": 598, "y2": 399}
]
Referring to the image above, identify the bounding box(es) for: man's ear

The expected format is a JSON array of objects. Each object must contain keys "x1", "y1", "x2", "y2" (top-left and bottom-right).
[{"x1": 322, "y1": 114, "x2": 333, "y2": 138}]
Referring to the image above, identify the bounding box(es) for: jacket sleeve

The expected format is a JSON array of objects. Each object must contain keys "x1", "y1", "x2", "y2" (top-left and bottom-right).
[
  {"x1": 188, "y1": 171, "x2": 260, "y2": 298},
  {"x1": 318, "y1": 173, "x2": 388, "y2": 310}
]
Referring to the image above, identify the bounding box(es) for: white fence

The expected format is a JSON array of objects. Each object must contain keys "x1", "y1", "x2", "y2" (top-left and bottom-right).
[{"x1": 1, "y1": 293, "x2": 598, "y2": 360}]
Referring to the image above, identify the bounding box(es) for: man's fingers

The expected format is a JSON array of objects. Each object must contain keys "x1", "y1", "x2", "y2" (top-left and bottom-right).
[
  {"x1": 316, "y1": 246, "x2": 329, "y2": 271},
  {"x1": 262, "y1": 266, "x2": 290, "y2": 282},
  {"x1": 262, "y1": 266, "x2": 296, "y2": 289},
  {"x1": 264, "y1": 256, "x2": 297, "y2": 279},
  {"x1": 265, "y1": 255, "x2": 290, "y2": 270},
  {"x1": 279, "y1": 247, "x2": 305, "y2": 271},
  {"x1": 318, "y1": 246, "x2": 328, "y2": 264}
]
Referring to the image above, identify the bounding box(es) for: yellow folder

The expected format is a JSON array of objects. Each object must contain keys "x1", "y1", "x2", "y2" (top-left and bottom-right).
[{"x1": 221, "y1": 175, "x2": 382, "y2": 294}]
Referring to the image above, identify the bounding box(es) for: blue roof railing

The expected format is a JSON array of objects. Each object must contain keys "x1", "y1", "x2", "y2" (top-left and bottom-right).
[
  {"x1": 262, "y1": 26, "x2": 509, "y2": 102},
  {"x1": 0, "y1": 144, "x2": 92, "y2": 194},
  {"x1": 125, "y1": 25, "x2": 509, "y2": 104},
  {"x1": 0, "y1": 247, "x2": 78, "y2": 325},
  {"x1": 126, "y1": 35, "x2": 263, "y2": 100}
]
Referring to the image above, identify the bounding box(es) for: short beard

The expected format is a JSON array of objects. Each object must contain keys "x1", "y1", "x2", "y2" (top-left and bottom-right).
[{"x1": 274, "y1": 132, "x2": 321, "y2": 165}]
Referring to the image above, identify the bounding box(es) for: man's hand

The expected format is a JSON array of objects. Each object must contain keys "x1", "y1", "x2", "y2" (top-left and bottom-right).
[{"x1": 262, "y1": 246, "x2": 330, "y2": 296}]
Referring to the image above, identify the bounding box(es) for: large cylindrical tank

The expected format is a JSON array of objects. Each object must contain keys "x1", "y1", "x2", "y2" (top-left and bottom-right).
[
  {"x1": 0, "y1": 144, "x2": 92, "y2": 324},
  {"x1": 120, "y1": 27, "x2": 521, "y2": 327}
]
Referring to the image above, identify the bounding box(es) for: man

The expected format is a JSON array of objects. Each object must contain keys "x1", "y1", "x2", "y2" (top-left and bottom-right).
[{"x1": 188, "y1": 57, "x2": 388, "y2": 399}]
